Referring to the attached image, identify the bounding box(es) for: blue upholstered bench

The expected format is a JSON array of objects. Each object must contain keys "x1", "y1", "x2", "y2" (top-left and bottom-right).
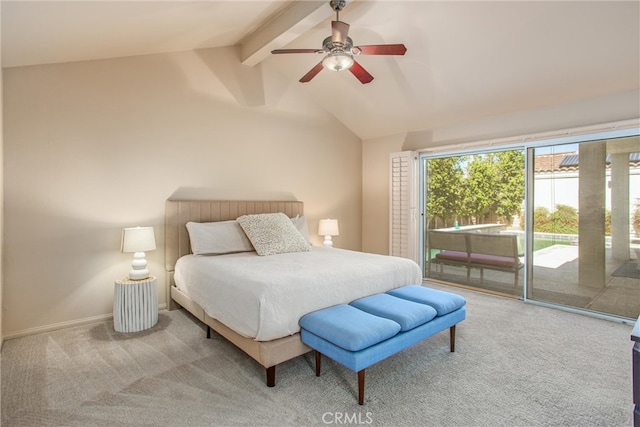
[{"x1": 299, "y1": 285, "x2": 466, "y2": 405}]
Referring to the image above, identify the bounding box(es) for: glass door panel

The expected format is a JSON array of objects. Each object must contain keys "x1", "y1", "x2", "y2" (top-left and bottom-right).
[
  {"x1": 423, "y1": 150, "x2": 525, "y2": 297},
  {"x1": 528, "y1": 137, "x2": 640, "y2": 319},
  {"x1": 421, "y1": 133, "x2": 640, "y2": 320}
]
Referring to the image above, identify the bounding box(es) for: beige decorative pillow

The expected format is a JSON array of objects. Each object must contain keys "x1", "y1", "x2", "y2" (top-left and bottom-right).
[
  {"x1": 237, "y1": 213, "x2": 311, "y2": 256},
  {"x1": 186, "y1": 220, "x2": 254, "y2": 255}
]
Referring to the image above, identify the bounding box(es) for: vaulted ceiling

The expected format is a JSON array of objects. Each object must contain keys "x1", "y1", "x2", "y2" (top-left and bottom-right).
[{"x1": 2, "y1": 1, "x2": 639, "y2": 140}]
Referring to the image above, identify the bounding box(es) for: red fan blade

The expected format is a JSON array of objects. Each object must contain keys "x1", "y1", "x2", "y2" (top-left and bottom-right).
[
  {"x1": 349, "y1": 61, "x2": 374, "y2": 84},
  {"x1": 353, "y1": 44, "x2": 407, "y2": 56},
  {"x1": 299, "y1": 62, "x2": 324, "y2": 83},
  {"x1": 271, "y1": 49, "x2": 324, "y2": 54},
  {"x1": 332, "y1": 21, "x2": 350, "y2": 45}
]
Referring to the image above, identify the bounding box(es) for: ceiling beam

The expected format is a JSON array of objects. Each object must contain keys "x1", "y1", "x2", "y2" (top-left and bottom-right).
[{"x1": 240, "y1": 1, "x2": 332, "y2": 67}]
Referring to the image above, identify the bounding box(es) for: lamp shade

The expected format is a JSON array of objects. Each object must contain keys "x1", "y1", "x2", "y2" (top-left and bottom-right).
[
  {"x1": 322, "y1": 51, "x2": 354, "y2": 71},
  {"x1": 318, "y1": 219, "x2": 339, "y2": 237},
  {"x1": 121, "y1": 227, "x2": 156, "y2": 253}
]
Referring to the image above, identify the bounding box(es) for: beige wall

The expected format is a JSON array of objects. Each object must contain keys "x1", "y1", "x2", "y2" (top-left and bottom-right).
[
  {"x1": 362, "y1": 90, "x2": 640, "y2": 255},
  {"x1": 361, "y1": 134, "x2": 405, "y2": 255},
  {"x1": 2, "y1": 48, "x2": 362, "y2": 338}
]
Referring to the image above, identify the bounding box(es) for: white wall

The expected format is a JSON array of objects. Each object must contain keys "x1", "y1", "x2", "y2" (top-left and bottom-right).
[
  {"x1": 534, "y1": 169, "x2": 640, "y2": 214},
  {"x1": 2, "y1": 48, "x2": 362, "y2": 338}
]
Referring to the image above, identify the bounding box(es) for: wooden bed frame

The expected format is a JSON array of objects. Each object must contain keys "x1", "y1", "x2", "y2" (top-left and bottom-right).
[{"x1": 165, "y1": 199, "x2": 311, "y2": 387}]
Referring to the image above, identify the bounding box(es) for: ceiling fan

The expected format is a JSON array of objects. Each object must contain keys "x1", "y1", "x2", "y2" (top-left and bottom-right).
[{"x1": 271, "y1": 0, "x2": 407, "y2": 84}]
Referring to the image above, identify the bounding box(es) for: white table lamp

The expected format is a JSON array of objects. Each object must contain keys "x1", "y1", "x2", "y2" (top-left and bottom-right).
[
  {"x1": 121, "y1": 226, "x2": 156, "y2": 280},
  {"x1": 318, "y1": 219, "x2": 339, "y2": 248}
]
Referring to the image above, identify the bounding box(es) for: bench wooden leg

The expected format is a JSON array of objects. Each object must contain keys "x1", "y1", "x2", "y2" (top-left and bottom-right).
[
  {"x1": 315, "y1": 352, "x2": 369, "y2": 404},
  {"x1": 266, "y1": 366, "x2": 276, "y2": 387},
  {"x1": 357, "y1": 370, "x2": 365, "y2": 405},
  {"x1": 315, "y1": 350, "x2": 322, "y2": 377},
  {"x1": 450, "y1": 325, "x2": 456, "y2": 352}
]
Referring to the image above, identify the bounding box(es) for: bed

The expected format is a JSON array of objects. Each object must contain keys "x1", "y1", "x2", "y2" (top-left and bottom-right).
[{"x1": 165, "y1": 199, "x2": 422, "y2": 386}]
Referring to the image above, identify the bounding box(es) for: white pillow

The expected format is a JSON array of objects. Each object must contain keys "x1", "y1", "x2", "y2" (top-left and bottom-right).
[
  {"x1": 291, "y1": 215, "x2": 311, "y2": 244},
  {"x1": 185, "y1": 220, "x2": 254, "y2": 255},
  {"x1": 237, "y1": 213, "x2": 311, "y2": 256}
]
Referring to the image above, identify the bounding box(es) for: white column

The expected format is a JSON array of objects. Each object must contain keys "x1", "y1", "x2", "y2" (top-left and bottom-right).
[{"x1": 611, "y1": 152, "x2": 630, "y2": 261}]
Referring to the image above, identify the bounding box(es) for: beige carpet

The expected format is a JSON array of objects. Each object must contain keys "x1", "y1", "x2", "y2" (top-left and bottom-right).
[{"x1": 1, "y1": 284, "x2": 635, "y2": 426}]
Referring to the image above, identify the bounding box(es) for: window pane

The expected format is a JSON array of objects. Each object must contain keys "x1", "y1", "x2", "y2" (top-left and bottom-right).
[
  {"x1": 421, "y1": 135, "x2": 639, "y2": 320},
  {"x1": 423, "y1": 150, "x2": 525, "y2": 297},
  {"x1": 528, "y1": 137, "x2": 640, "y2": 319}
]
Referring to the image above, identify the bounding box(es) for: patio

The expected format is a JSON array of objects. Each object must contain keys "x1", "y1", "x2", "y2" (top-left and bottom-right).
[{"x1": 427, "y1": 245, "x2": 640, "y2": 320}]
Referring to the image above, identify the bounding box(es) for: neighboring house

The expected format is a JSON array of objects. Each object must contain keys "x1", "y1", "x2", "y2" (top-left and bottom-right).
[{"x1": 534, "y1": 151, "x2": 640, "y2": 217}]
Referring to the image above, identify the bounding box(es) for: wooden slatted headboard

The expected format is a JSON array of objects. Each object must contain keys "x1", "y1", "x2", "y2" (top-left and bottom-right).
[{"x1": 164, "y1": 200, "x2": 304, "y2": 306}]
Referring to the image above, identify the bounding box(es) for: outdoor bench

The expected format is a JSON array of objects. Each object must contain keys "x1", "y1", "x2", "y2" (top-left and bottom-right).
[{"x1": 428, "y1": 230, "x2": 523, "y2": 286}]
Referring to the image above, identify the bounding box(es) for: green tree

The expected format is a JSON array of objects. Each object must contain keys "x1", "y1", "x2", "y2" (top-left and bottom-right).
[
  {"x1": 426, "y1": 157, "x2": 464, "y2": 228},
  {"x1": 426, "y1": 149, "x2": 525, "y2": 228},
  {"x1": 494, "y1": 150, "x2": 525, "y2": 224},
  {"x1": 464, "y1": 155, "x2": 498, "y2": 223}
]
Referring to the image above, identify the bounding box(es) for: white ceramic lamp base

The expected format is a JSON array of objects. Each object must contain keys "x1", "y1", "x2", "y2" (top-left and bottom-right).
[{"x1": 129, "y1": 251, "x2": 150, "y2": 280}]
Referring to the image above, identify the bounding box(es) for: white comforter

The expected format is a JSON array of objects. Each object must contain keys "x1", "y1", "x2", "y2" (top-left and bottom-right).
[{"x1": 174, "y1": 247, "x2": 422, "y2": 341}]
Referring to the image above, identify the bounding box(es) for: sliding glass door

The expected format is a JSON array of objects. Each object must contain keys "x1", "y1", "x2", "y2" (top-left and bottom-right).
[
  {"x1": 527, "y1": 136, "x2": 640, "y2": 319},
  {"x1": 422, "y1": 149, "x2": 525, "y2": 297},
  {"x1": 421, "y1": 130, "x2": 640, "y2": 320}
]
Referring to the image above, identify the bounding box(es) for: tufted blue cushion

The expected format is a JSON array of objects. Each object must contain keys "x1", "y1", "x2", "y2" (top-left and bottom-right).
[
  {"x1": 388, "y1": 285, "x2": 466, "y2": 316},
  {"x1": 299, "y1": 304, "x2": 400, "y2": 352},
  {"x1": 350, "y1": 294, "x2": 437, "y2": 331}
]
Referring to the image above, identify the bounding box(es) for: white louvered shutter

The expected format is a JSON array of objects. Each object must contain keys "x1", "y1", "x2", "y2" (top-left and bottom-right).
[{"x1": 389, "y1": 151, "x2": 418, "y2": 262}]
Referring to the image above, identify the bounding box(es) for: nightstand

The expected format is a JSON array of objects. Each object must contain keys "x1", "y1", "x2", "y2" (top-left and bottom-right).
[{"x1": 113, "y1": 276, "x2": 158, "y2": 333}]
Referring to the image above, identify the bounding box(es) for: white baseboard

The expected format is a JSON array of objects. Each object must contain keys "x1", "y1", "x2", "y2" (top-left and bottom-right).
[{"x1": 3, "y1": 303, "x2": 168, "y2": 341}]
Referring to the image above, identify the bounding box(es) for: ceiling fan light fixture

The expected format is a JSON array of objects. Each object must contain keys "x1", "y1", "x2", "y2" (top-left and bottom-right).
[
  {"x1": 271, "y1": 0, "x2": 406, "y2": 83},
  {"x1": 322, "y1": 51, "x2": 354, "y2": 72}
]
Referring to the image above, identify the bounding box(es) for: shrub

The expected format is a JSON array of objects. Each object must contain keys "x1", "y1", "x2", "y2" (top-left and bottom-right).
[
  {"x1": 634, "y1": 202, "x2": 640, "y2": 237},
  {"x1": 533, "y1": 206, "x2": 551, "y2": 232},
  {"x1": 530, "y1": 205, "x2": 579, "y2": 234},
  {"x1": 548, "y1": 204, "x2": 579, "y2": 234}
]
